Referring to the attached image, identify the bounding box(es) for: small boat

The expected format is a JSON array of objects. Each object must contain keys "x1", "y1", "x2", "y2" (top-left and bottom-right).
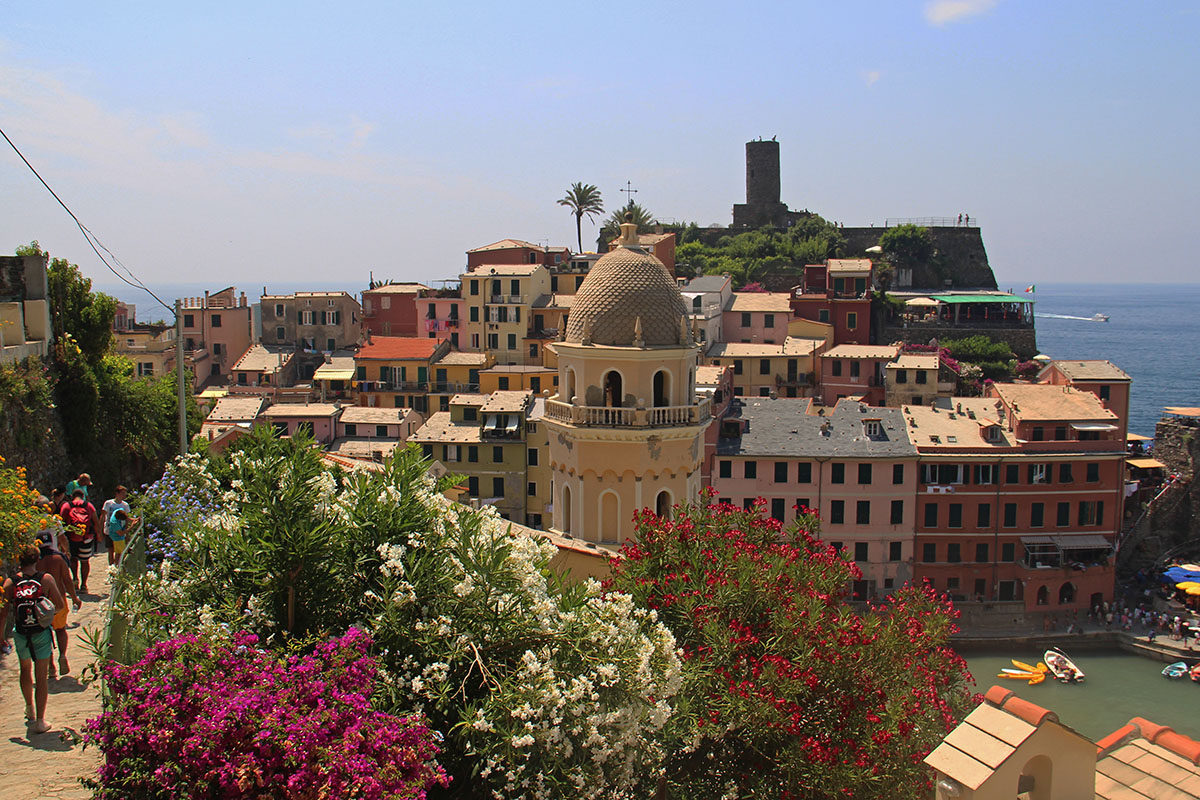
[
  {"x1": 1092, "y1": 313, "x2": 1110, "y2": 323},
  {"x1": 1163, "y1": 662, "x2": 1189, "y2": 679},
  {"x1": 1191, "y1": 664, "x2": 1200, "y2": 684},
  {"x1": 1044, "y1": 648, "x2": 1085, "y2": 683}
]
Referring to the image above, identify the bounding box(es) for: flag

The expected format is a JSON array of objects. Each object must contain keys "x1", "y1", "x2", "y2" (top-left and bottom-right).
[{"x1": 1024, "y1": 285, "x2": 1035, "y2": 293}]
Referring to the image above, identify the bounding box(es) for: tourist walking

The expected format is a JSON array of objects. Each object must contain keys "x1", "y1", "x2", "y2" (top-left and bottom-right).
[
  {"x1": 36, "y1": 540, "x2": 82, "y2": 678},
  {"x1": 101, "y1": 486, "x2": 133, "y2": 566},
  {"x1": 0, "y1": 544, "x2": 67, "y2": 734},
  {"x1": 60, "y1": 489, "x2": 99, "y2": 594},
  {"x1": 64, "y1": 473, "x2": 92, "y2": 502},
  {"x1": 106, "y1": 509, "x2": 135, "y2": 565},
  {"x1": 34, "y1": 493, "x2": 68, "y2": 553}
]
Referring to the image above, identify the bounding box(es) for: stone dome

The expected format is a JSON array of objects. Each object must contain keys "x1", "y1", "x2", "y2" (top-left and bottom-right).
[{"x1": 564, "y1": 243, "x2": 690, "y2": 347}]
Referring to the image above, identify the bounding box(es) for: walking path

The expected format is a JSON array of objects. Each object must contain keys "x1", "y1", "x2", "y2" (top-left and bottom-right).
[{"x1": 0, "y1": 584, "x2": 106, "y2": 799}]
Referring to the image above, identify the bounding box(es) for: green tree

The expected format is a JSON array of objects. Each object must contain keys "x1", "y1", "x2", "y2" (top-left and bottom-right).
[
  {"x1": 611, "y1": 499, "x2": 974, "y2": 800},
  {"x1": 557, "y1": 182, "x2": 604, "y2": 253},
  {"x1": 878, "y1": 224, "x2": 933, "y2": 270}
]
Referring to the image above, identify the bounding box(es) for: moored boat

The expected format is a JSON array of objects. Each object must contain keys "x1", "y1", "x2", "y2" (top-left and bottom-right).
[
  {"x1": 1191, "y1": 663, "x2": 1200, "y2": 684},
  {"x1": 1163, "y1": 661, "x2": 1189, "y2": 679},
  {"x1": 1044, "y1": 648, "x2": 1085, "y2": 683}
]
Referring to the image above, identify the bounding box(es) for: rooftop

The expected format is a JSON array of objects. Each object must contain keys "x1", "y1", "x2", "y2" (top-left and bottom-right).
[
  {"x1": 449, "y1": 393, "x2": 490, "y2": 406},
  {"x1": 480, "y1": 390, "x2": 532, "y2": 414},
  {"x1": 826, "y1": 258, "x2": 873, "y2": 274},
  {"x1": 328, "y1": 438, "x2": 402, "y2": 459},
  {"x1": 232, "y1": 344, "x2": 294, "y2": 373},
  {"x1": 479, "y1": 365, "x2": 554, "y2": 374},
  {"x1": 339, "y1": 406, "x2": 414, "y2": 425},
  {"x1": 410, "y1": 412, "x2": 483, "y2": 444},
  {"x1": 468, "y1": 264, "x2": 544, "y2": 276},
  {"x1": 822, "y1": 344, "x2": 901, "y2": 360},
  {"x1": 695, "y1": 365, "x2": 728, "y2": 386},
  {"x1": 1047, "y1": 359, "x2": 1132, "y2": 382},
  {"x1": 467, "y1": 239, "x2": 549, "y2": 253},
  {"x1": 205, "y1": 396, "x2": 267, "y2": 423},
  {"x1": 707, "y1": 337, "x2": 824, "y2": 359},
  {"x1": 362, "y1": 283, "x2": 430, "y2": 295},
  {"x1": 717, "y1": 399, "x2": 916, "y2": 459},
  {"x1": 261, "y1": 290, "x2": 355, "y2": 300},
  {"x1": 530, "y1": 293, "x2": 575, "y2": 309},
  {"x1": 1095, "y1": 717, "x2": 1200, "y2": 799},
  {"x1": 902, "y1": 397, "x2": 1014, "y2": 450},
  {"x1": 433, "y1": 350, "x2": 490, "y2": 366},
  {"x1": 680, "y1": 275, "x2": 731, "y2": 294},
  {"x1": 726, "y1": 292, "x2": 792, "y2": 313},
  {"x1": 261, "y1": 403, "x2": 342, "y2": 418},
  {"x1": 312, "y1": 351, "x2": 357, "y2": 381},
  {"x1": 992, "y1": 382, "x2": 1117, "y2": 422},
  {"x1": 356, "y1": 336, "x2": 441, "y2": 361},
  {"x1": 891, "y1": 353, "x2": 940, "y2": 370}
]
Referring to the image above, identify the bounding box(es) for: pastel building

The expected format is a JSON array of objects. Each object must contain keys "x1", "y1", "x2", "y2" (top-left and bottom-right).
[
  {"x1": 711, "y1": 399, "x2": 919, "y2": 598},
  {"x1": 260, "y1": 403, "x2": 342, "y2": 444},
  {"x1": 819, "y1": 344, "x2": 900, "y2": 406},
  {"x1": 706, "y1": 337, "x2": 825, "y2": 398},
  {"x1": 180, "y1": 287, "x2": 253, "y2": 387},
  {"x1": 460, "y1": 264, "x2": 552, "y2": 364},
  {"x1": 466, "y1": 239, "x2": 568, "y2": 271},
  {"x1": 361, "y1": 283, "x2": 428, "y2": 337},
  {"x1": 354, "y1": 335, "x2": 449, "y2": 412},
  {"x1": 722, "y1": 292, "x2": 792, "y2": 345},
  {"x1": 545, "y1": 218, "x2": 711, "y2": 544},
  {"x1": 329, "y1": 406, "x2": 424, "y2": 462},
  {"x1": 790, "y1": 259, "x2": 873, "y2": 346},
  {"x1": 1037, "y1": 359, "x2": 1132, "y2": 441},
  {"x1": 679, "y1": 274, "x2": 732, "y2": 346},
  {"x1": 884, "y1": 351, "x2": 958, "y2": 408}
]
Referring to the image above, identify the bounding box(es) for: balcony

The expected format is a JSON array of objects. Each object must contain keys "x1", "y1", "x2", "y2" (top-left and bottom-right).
[
  {"x1": 429, "y1": 382, "x2": 480, "y2": 394},
  {"x1": 360, "y1": 381, "x2": 428, "y2": 392},
  {"x1": 545, "y1": 397, "x2": 712, "y2": 428},
  {"x1": 489, "y1": 294, "x2": 525, "y2": 305}
]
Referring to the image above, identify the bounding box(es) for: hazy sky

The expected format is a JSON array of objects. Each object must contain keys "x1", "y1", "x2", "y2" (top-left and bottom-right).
[{"x1": 2, "y1": 1, "x2": 1196, "y2": 309}]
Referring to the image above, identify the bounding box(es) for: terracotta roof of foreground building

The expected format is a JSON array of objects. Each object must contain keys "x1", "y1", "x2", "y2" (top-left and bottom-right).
[{"x1": 564, "y1": 222, "x2": 688, "y2": 348}]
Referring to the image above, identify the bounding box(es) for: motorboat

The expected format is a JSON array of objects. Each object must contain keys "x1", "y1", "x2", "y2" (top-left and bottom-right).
[
  {"x1": 1092, "y1": 313, "x2": 1110, "y2": 322},
  {"x1": 1044, "y1": 648, "x2": 1085, "y2": 683},
  {"x1": 1163, "y1": 661, "x2": 1189, "y2": 679}
]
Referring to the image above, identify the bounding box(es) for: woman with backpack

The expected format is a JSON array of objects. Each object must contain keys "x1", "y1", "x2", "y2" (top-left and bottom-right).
[
  {"x1": 60, "y1": 489, "x2": 99, "y2": 594},
  {"x1": 0, "y1": 544, "x2": 66, "y2": 734}
]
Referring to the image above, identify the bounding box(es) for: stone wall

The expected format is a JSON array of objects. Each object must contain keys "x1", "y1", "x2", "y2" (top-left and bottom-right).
[
  {"x1": 881, "y1": 323, "x2": 1038, "y2": 359},
  {"x1": 1118, "y1": 417, "x2": 1200, "y2": 573},
  {"x1": 841, "y1": 225, "x2": 999, "y2": 290}
]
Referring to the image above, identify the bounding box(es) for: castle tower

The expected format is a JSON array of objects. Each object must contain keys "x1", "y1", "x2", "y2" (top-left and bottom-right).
[
  {"x1": 745, "y1": 138, "x2": 781, "y2": 208},
  {"x1": 544, "y1": 217, "x2": 711, "y2": 544}
]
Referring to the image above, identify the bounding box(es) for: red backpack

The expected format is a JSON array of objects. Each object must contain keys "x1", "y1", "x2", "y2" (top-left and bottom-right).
[{"x1": 65, "y1": 500, "x2": 92, "y2": 541}]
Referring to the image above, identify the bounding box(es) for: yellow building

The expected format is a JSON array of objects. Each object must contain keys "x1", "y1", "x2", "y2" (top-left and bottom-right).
[
  {"x1": 704, "y1": 337, "x2": 825, "y2": 399},
  {"x1": 114, "y1": 323, "x2": 176, "y2": 378},
  {"x1": 429, "y1": 350, "x2": 492, "y2": 413},
  {"x1": 354, "y1": 335, "x2": 449, "y2": 413},
  {"x1": 461, "y1": 264, "x2": 552, "y2": 365},
  {"x1": 544, "y1": 218, "x2": 711, "y2": 544},
  {"x1": 478, "y1": 364, "x2": 558, "y2": 395}
]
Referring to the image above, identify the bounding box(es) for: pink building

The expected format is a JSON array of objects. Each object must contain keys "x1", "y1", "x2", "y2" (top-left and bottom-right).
[
  {"x1": 722, "y1": 292, "x2": 792, "y2": 345},
  {"x1": 417, "y1": 294, "x2": 466, "y2": 349},
  {"x1": 819, "y1": 344, "x2": 899, "y2": 406},
  {"x1": 259, "y1": 403, "x2": 342, "y2": 444},
  {"x1": 1037, "y1": 360, "x2": 1132, "y2": 441},
  {"x1": 180, "y1": 287, "x2": 253, "y2": 389}
]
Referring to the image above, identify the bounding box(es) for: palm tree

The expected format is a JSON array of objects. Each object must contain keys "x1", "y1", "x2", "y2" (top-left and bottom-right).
[
  {"x1": 558, "y1": 183, "x2": 604, "y2": 253},
  {"x1": 600, "y1": 200, "x2": 658, "y2": 244}
]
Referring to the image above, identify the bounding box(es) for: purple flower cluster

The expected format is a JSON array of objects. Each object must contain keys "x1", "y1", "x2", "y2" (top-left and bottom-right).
[
  {"x1": 85, "y1": 628, "x2": 449, "y2": 799},
  {"x1": 138, "y1": 464, "x2": 221, "y2": 563}
]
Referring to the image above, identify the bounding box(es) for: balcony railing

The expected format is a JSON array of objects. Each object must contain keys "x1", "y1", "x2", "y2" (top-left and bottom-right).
[
  {"x1": 429, "y1": 382, "x2": 479, "y2": 394},
  {"x1": 545, "y1": 397, "x2": 711, "y2": 428}
]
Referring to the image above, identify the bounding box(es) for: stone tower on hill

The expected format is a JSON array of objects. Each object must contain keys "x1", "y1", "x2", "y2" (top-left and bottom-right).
[
  {"x1": 545, "y1": 217, "x2": 710, "y2": 544},
  {"x1": 733, "y1": 138, "x2": 805, "y2": 229}
]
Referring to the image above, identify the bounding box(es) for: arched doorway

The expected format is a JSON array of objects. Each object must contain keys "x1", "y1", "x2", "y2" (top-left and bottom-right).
[
  {"x1": 656, "y1": 490, "x2": 672, "y2": 519},
  {"x1": 1059, "y1": 582, "x2": 1076, "y2": 605},
  {"x1": 600, "y1": 491, "x2": 619, "y2": 543},
  {"x1": 1036, "y1": 585, "x2": 1048, "y2": 606},
  {"x1": 561, "y1": 484, "x2": 573, "y2": 535},
  {"x1": 603, "y1": 370, "x2": 623, "y2": 408},
  {"x1": 653, "y1": 369, "x2": 670, "y2": 407}
]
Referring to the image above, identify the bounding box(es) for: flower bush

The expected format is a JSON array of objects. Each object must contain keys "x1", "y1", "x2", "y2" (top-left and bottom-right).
[
  {"x1": 111, "y1": 428, "x2": 682, "y2": 799},
  {"x1": 84, "y1": 627, "x2": 447, "y2": 799},
  {"x1": 0, "y1": 455, "x2": 56, "y2": 566},
  {"x1": 610, "y1": 497, "x2": 975, "y2": 800}
]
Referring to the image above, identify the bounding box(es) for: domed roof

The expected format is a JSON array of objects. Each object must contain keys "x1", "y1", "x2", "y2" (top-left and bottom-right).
[{"x1": 564, "y1": 236, "x2": 690, "y2": 348}]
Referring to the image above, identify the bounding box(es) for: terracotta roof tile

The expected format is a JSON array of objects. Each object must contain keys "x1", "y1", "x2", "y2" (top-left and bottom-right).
[{"x1": 357, "y1": 336, "x2": 440, "y2": 360}]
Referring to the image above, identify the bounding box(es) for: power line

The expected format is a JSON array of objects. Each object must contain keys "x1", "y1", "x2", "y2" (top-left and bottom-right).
[{"x1": 0, "y1": 124, "x2": 174, "y2": 317}]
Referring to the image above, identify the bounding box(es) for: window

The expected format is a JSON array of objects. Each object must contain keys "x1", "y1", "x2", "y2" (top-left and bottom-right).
[
  {"x1": 470, "y1": 306, "x2": 479, "y2": 322},
  {"x1": 744, "y1": 461, "x2": 757, "y2": 479},
  {"x1": 830, "y1": 500, "x2": 845, "y2": 524},
  {"x1": 443, "y1": 444, "x2": 459, "y2": 462},
  {"x1": 1032, "y1": 426, "x2": 1045, "y2": 441},
  {"x1": 468, "y1": 477, "x2": 479, "y2": 497},
  {"x1": 1003, "y1": 503, "x2": 1017, "y2": 527},
  {"x1": 895, "y1": 369, "x2": 908, "y2": 384},
  {"x1": 946, "y1": 577, "x2": 960, "y2": 591},
  {"x1": 1005, "y1": 464, "x2": 1019, "y2": 484},
  {"x1": 344, "y1": 423, "x2": 358, "y2": 436},
  {"x1": 492, "y1": 446, "x2": 504, "y2": 463},
  {"x1": 299, "y1": 310, "x2": 315, "y2": 325},
  {"x1": 797, "y1": 462, "x2": 812, "y2": 483},
  {"x1": 510, "y1": 279, "x2": 520, "y2": 296},
  {"x1": 831, "y1": 463, "x2": 845, "y2": 484},
  {"x1": 921, "y1": 463, "x2": 963, "y2": 485},
  {"x1": 976, "y1": 543, "x2": 989, "y2": 563},
  {"x1": 528, "y1": 482, "x2": 537, "y2": 496},
  {"x1": 849, "y1": 360, "x2": 860, "y2": 379},
  {"x1": 764, "y1": 313, "x2": 774, "y2": 328},
  {"x1": 774, "y1": 462, "x2": 788, "y2": 482},
  {"x1": 1086, "y1": 462, "x2": 1100, "y2": 483},
  {"x1": 818, "y1": 308, "x2": 830, "y2": 323},
  {"x1": 719, "y1": 460, "x2": 731, "y2": 479},
  {"x1": 796, "y1": 498, "x2": 810, "y2": 513},
  {"x1": 1099, "y1": 384, "x2": 1111, "y2": 401},
  {"x1": 487, "y1": 334, "x2": 498, "y2": 349},
  {"x1": 1001, "y1": 542, "x2": 1016, "y2": 562},
  {"x1": 923, "y1": 503, "x2": 937, "y2": 527},
  {"x1": 854, "y1": 542, "x2": 868, "y2": 562},
  {"x1": 864, "y1": 420, "x2": 881, "y2": 437},
  {"x1": 1029, "y1": 464, "x2": 1049, "y2": 484},
  {"x1": 421, "y1": 444, "x2": 434, "y2": 459},
  {"x1": 507, "y1": 334, "x2": 517, "y2": 350},
  {"x1": 276, "y1": 326, "x2": 285, "y2": 340},
  {"x1": 948, "y1": 504, "x2": 963, "y2": 528},
  {"x1": 890, "y1": 500, "x2": 904, "y2": 525},
  {"x1": 922, "y1": 543, "x2": 936, "y2": 563},
  {"x1": 183, "y1": 314, "x2": 194, "y2": 328},
  {"x1": 492, "y1": 477, "x2": 504, "y2": 497},
  {"x1": 1055, "y1": 425, "x2": 1067, "y2": 441},
  {"x1": 915, "y1": 370, "x2": 927, "y2": 384},
  {"x1": 856, "y1": 500, "x2": 870, "y2": 525},
  {"x1": 770, "y1": 498, "x2": 785, "y2": 522},
  {"x1": 528, "y1": 448, "x2": 538, "y2": 466},
  {"x1": 463, "y1": 407, "x2": 477, "y2": 421},
  {"x1": 1056, "y1": 502, "x2": 1070, "y2": 527},
  {"x1": 759, "y1": 359, "x2": 771, "y2": 375},
  {"x1": 1059, "y1": 463, "x2": 1073, "y2": 483},
  {"x1": 974, "y1": 464, "x2": 995, "y2": 485},
  {"x1": 831, "y1": 360, "x2": 842, "y2": 377},
  {"x1": 468, "y1": 445, "x2": 478, "y2": 463},
  {"x1": 1078, "y1": 501, "x2": 1103, "y2": 526},
  {"x1": 947, "y1": 543, "x2": 961, "y2": 563},
  {"x1": 374, "y1": 424, "x2": 387, "y2": 438},
  {"x1": 889, "y1": 541, "x2": 902, "y2": 561},
  {"x1": 743, "y1": 498, "x2": 754, "y2": 510},
  {"x1": 733, "y1": 360, "x2": 743, "y2": 375},
  {"x1": 1030, "y1": 502, "x2": 1044, "y2": 527},
  {"x1": 893, "y1": 463, "x2": 905, "y2": 485},
  {"x1": 977, "y1": 503, "x2": 991, "y2": 528},
  {"x1": 498, "y1": 377, "x2": 510, "y2": 390},
  {"x1": 858, "y1": 463, "x2": 872, "y2": 484},
  {"x1": 846, "y1": 312, "x2": 857, "y2": 330},
  {"x1": 212, "y1": 342, "x2": 222, "y2": 356}
]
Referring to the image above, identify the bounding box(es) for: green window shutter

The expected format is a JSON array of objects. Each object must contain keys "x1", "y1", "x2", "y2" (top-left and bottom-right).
[
  {"x1": 417, "y1": 366, "x2": 427, "y2": 383},
  {"x1": 356, "y1": 366, "x2": 366, "y2": 380},
  {"x1": 379, "y1": 366, "x2": 388, "y2": 380}
]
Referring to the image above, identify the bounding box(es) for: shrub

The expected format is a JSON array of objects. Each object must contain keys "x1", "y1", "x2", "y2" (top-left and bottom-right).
[{"x1": 84, "y1": 628, "x2": 447, "y2": 799}]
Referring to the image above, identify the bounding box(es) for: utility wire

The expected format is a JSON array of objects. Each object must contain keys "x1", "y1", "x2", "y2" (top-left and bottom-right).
[{"x1": 0, "y1": 124, "x2": 175, "y2": 317}]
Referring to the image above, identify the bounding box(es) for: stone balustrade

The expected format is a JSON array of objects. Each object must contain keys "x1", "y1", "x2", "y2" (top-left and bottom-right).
[{"x1": 545, "y1": 397, "x2": 711, "y2": 428}]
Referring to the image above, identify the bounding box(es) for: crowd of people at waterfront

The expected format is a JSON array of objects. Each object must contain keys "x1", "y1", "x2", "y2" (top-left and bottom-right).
[{"x1": 0, "y1": 472, "x2": 138, "y2": 734}]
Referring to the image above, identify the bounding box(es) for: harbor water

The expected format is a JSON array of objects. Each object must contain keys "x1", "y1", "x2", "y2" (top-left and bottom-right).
[{"x1": 963, "y1": 648, "x2": 1200, "y2": 741}]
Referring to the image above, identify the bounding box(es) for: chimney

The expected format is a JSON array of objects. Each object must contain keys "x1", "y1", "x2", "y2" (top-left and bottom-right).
[{"x1": 204, "y1": 290, "x2": 210, "y2": 308}]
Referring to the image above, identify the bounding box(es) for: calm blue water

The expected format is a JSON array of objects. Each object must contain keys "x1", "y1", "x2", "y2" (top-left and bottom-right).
[{"x1": 1026, "y1": 283, "x2": 1200, "y2": 438}]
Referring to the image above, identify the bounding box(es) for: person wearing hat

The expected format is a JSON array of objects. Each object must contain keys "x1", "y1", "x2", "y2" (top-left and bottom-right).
[{"x1": 33, "y1": 494, "x2": 68, "y2": 554}]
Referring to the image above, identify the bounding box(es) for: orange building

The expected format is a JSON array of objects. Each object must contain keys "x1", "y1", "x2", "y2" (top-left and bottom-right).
[
  {"x1": 1037, "y1": 359, "x2": 1131, "y2": 440},
  {"x1": 354, "y1": 335, "x2": 449, "y2": 412},
  {"x1": 466, "y1": 239, "x2": 569, "y2": 271},
  {"x1": 908, "y1": 384, "x2": 1124, "y2": 611},
  {"x1": 789, "y1": 259, "x2": 872, "y2": 346}
]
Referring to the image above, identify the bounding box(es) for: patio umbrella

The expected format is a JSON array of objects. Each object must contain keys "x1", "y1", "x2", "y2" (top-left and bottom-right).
[{"x1": 905, "y1": 297, "x2": 940, "y2": 307}]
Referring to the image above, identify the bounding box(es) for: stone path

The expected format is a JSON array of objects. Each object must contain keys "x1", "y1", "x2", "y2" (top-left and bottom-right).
[{"x1": 0, "y1": 584, "x2": 106, "y2": 800}]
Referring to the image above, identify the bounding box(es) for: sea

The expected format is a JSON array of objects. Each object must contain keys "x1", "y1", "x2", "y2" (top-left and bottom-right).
[
  {"x1": 102, "y1": 280, "x2": 1197, "y2": 439},
  {"x1": 1026, "y1": 283, "x2": 1200, "y2": 438}
]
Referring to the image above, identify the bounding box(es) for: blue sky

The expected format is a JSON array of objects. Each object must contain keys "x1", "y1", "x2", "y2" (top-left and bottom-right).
[{"x1": 1, "y1": 1, "x2": 1196, "y2": 307}]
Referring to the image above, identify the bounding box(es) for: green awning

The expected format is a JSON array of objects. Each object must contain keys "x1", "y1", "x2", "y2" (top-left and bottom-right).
[{"x1": 929, "y1": 293, "x2": 1034, "y2": 304}]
